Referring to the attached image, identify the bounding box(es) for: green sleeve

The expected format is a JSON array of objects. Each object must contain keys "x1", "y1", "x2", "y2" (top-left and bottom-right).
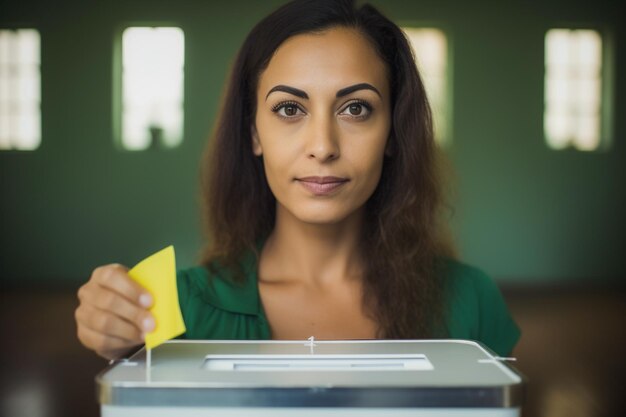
[
  {"x1": 174, "y1": 268, "x2": 192, "y2": 339},
  {"x1": 177, "y1": 267, "x2": 225, "y2": 339},
  {"x1": 175, "y1": 266, "x2": 270, "y2": 340},
  {"x1": 444, "y1": 260, "x2": 521, "y2": 356}
]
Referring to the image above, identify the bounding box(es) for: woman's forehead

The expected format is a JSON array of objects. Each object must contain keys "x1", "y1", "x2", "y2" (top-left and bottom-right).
[{"x1": 258, "y1": 27, "x2": 389, "y2": 99}]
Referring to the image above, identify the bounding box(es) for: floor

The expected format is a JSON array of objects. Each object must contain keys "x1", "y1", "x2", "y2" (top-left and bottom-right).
[
  {"x1": 0, "y1": 285, "x2": 624, "y2": 417},
  {"x1": 506, "y1": 287, "x2": 626, "y2": 417}
]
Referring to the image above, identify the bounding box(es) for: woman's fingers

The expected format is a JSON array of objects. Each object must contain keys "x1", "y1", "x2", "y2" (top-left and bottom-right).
[
  {"x1": 92, "y1": 264, "x2": 153, "y2": 308},
  {"x1": 75, "y1": 303, "x2": 144, "y2": 343},
  {"x1": 78, "y1": 281, "x2": 155, "y2": 334},
  {"x1": 75, "y1": 263, "x2": 157, "y2": 360},
  {"x1": 77, "y1": 324, "x2": 142, "y2": 359}
]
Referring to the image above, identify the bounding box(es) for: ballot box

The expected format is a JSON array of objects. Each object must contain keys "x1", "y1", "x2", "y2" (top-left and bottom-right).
[{"x1": 97, "y1": 339, "x2": 524, "y2": 417}]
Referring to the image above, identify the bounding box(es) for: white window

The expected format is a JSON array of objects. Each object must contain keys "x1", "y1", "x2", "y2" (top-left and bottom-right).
[
  {"x1": 544, "y1": 29, "x2": 607, "y2": 151},
  {"x1": 402, "y1": 28, "x2": 450, "y2": 145},
  {"x1": 0, "y1": 29, "x2": 41, "y2": 150},
  {"x1": 118, "y1": 27, "x2": 184, "y2": 150}
]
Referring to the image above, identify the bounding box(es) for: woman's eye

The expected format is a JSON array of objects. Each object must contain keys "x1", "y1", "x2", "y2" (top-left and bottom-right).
[
  {"x1": 339, "y1": 101, "x2": 371, "y2": 118},
  {"x1": 283, "y1": 105, "x2": 299, "y2": 116},
  {"x1": 272, "y1": 102, "x2": 304, "y2": 118},
  {"x1": 348, "y1": 104, "x2": 363, "y2": 115}
]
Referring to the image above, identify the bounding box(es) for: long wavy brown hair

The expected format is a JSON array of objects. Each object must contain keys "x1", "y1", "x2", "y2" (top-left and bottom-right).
[{"x1": 200, "y1": 0, "x2": 455, "y2": 339}]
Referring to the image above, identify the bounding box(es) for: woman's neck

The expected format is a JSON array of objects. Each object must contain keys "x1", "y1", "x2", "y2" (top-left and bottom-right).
[{"x1": 260, "y1": 204, "x2": 365, "y2": 287}]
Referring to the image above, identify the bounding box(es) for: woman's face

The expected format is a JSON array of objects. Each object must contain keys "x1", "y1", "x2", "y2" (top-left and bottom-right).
[{"x1": 253, "y1": 26, "x2": 391, "y2": 225}]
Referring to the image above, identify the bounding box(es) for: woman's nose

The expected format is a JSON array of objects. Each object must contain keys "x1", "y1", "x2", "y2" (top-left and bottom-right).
[{"x1": 304, "y1": 114, "x2": 340, "y2": 162}]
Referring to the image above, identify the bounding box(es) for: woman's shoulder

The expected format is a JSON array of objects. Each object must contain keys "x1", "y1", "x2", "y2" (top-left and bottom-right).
[
  {"x1": 438, "y1": 258, "x2": 521, "y2": 356},
  {"x1": 439, "y1": 258, "x2": 499, "y2": 296},
  {"x1": 175, "y1": 259, "x2": 269, "y2": 340},
  {"x1": 176, "y1": 260, "x2": 259, "y2": 315}
]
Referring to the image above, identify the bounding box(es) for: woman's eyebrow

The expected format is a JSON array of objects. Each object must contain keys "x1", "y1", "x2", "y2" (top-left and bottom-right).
[
  {"x1": 265, "y1": 85, "x2": 309, "y2": 101},
  {"x1": 265, "y1": 83, "x2": 381, "y2": 101},
  {"x1": 336, "y1": 83, "x2": 381, "y2": 98}
]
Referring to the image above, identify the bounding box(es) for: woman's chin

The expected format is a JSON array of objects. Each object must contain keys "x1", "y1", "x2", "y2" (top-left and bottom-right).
[{"x1": 282, "y1": 204, "x2": 364, "y2": 227}]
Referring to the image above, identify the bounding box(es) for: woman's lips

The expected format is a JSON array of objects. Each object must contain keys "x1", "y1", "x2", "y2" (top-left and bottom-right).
[{"x1": 296, "y1": 176, "x2": 349, "y2": 196}]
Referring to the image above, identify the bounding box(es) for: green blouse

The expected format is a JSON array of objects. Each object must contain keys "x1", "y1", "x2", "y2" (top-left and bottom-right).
[{"x1": 176, "y1": 254, "x2": 521, "y2": 357}]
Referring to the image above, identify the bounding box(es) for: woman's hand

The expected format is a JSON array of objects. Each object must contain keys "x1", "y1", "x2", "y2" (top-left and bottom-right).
[{"x1": 75, "y1": 264, "x2": 155, "y2": 360}]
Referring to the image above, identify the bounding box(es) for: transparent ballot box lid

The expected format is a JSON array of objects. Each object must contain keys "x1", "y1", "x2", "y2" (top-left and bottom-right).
[{"x1": 97, "y1": 339, "x2": 524, "y2": 409}]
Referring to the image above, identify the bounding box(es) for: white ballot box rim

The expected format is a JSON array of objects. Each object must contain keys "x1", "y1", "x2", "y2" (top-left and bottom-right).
[{"x1": 97, "y1": 339, "x2": 524, "y2": 414}]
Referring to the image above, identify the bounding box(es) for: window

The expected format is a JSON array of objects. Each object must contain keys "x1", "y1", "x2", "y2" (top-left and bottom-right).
[
  {"x1": 544, "y1": 29, "x2": 610, "y2": 151},
  {"x1": 402, "y1": 28, "x2": 450, "y2": 145},
  {"x1": 0, "y1": 29, "x2": 41, "y2": 150},
  {"x1": 117, "y1": 27, "x2": 184, "y2": 151}
]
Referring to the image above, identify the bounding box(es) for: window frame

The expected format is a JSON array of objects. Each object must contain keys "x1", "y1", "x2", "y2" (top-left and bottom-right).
[
  {"x1": 0, "y1": 27, "x2": 42, "y2": 152},
  {"x1": 543, "y1": 25, "x2": 615, "y2": 152},
  {"x1": 399, "y1": 22, "x2": 453, "y2": 147},
  {"x1": 113, "y1": 23, "x2": 186, "y2": 152}
]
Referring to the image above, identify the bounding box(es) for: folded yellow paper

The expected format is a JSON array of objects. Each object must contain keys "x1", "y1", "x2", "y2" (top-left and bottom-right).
[{"x1": 128, "y1": 245, "x2": 186, "y2": 349}]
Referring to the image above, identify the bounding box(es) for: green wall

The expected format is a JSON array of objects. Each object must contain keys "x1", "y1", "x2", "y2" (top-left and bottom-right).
[{"x1": 0, "y1": 0, "x2": 623, "y2": 287}]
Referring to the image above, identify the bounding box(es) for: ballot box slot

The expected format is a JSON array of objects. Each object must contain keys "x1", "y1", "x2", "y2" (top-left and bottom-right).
[{"x1": 203, "y1": 354, "x2": 433, "y2": 371}]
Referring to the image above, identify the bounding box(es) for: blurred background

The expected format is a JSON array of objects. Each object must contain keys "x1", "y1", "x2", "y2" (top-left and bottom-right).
[{"x1": 0, "y1": 0, "x2": 623, "y2": 416}]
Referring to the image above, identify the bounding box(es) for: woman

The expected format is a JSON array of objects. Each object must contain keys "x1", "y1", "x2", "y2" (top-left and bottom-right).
[{"x1": 75, "y1": 0, "x2": 520, "y2": 360}]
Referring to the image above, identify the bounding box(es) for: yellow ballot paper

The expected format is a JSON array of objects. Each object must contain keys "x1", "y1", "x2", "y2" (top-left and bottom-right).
[{"x1": 128, "y1": 246, "x2": 186, "y2": 350}]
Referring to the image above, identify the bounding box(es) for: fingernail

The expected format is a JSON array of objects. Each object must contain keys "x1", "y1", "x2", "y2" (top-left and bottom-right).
[
  {"x1": 143, "y1": 317, "x2": 155, "y2": 332},
  {"x1": 139, "y1": 294, "x2": 152, "y2": 308}
]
